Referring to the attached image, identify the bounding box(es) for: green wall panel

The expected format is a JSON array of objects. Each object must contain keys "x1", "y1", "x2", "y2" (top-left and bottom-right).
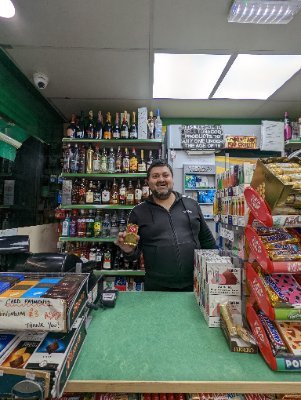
[{"x1": 0, "y1": 49, "x2": 63, "y2": 145}]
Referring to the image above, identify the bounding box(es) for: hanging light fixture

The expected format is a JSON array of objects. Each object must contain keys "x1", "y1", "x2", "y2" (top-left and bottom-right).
[
  {"x1": 0, "y1": 0, "x2": 15, "y2": 18},
  {"x1": 228, "y1": 0, "x2": 301, "y2": 24}
]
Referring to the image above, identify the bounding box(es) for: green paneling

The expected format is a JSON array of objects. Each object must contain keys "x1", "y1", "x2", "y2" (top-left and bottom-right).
[
  {"x1": 0, "y1": 142, "x2": 16, "y2": 161},
  {"x1": 0, "y1": 49, "x2": 63, "y2": 144}
]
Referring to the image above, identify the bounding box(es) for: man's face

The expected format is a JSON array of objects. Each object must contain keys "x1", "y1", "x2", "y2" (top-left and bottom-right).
[{"x1": 148, "y1": 166, "x2": 174, "y2": 200}]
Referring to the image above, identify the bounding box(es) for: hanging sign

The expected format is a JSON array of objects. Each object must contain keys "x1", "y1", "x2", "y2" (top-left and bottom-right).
[
  {"x1": 181, "y1": 125, "x2": 224, "y2": 150},
  {"x1": 225, "y1": 135, "x2": 257, "y2": 149}
]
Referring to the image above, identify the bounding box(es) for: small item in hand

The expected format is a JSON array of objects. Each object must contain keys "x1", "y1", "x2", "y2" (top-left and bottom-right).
[{"x1": 124, "y1": 223, "x2": 139, "y2": 246}]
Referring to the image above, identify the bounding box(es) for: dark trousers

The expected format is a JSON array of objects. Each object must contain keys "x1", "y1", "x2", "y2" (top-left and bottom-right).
[{"x1": 144, "y1": 281, "x2": 193, "y2": 292}]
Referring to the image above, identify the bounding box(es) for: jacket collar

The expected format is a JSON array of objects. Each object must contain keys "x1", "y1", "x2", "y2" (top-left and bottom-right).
[{"x1": 146, "y1": 191, "x2": 182, "y2": 205}]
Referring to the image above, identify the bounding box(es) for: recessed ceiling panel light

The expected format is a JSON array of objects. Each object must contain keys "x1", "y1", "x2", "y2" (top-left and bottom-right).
[
  {"x1": 153, "y1": 53, "x2": 231, "y2": 99},
  {"x1": 212, "y1": 54, "x2": 301, "y2": 100},
  {"x1": 228, "y1": 0, "x2": 301, "y2": 24},
  {"x1": 0, "y1": 0, "x2": 15, "y2": 18}
]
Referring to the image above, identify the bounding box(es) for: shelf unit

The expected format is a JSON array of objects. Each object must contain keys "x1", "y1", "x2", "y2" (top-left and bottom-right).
[
  {"x1": 244, "y1": 185, "x2": 301, "y2": 371},
  {"x1": 94, "y1": 269, "x2": 145, "y2": 277},
  {"x1": 61, "y1": 173, "x2": 147, "y2": 179}
]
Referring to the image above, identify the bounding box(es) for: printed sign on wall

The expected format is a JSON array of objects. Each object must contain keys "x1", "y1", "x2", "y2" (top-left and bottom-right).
[{"x1": 181, "y1": 125, "x2": 224, "y2": 150}]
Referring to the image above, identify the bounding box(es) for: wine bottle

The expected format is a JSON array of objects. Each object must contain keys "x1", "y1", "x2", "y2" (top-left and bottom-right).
[
  {"x1": 113, "y1": 113, "x2": 121, "y2": 139},
  {"x1": 86, "y1": 110, "x2": 95, "y2": 139},
  {"x1": 95, "y1": 111, "x2": 103, "y2": 139},
  {"x1": 129, "y1": 111, "x2": 138, "y2": 139},
  {"x1": 103, "y1": 112, "x2": 112, "y2": 140},
  {"x1": 121, "y1": 111, "x2": 129, "y2": 139},
  {"x1": 129, "y1": 147, "x2": 138, "y2": 173}
]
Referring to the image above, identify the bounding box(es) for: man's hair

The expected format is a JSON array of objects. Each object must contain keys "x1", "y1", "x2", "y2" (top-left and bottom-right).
[{"x1": 147, "y1": 159, "x2": 173, "y2": 178}]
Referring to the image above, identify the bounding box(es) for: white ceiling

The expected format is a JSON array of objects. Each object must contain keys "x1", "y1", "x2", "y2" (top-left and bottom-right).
[{"x1": 1, "y1": 0, "x2": 301, "y2": 120}]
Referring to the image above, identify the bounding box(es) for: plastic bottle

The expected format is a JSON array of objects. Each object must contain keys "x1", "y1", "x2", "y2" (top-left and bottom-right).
[{"x1": 284, "y1": 111, "x2": 292, "y2": 141}]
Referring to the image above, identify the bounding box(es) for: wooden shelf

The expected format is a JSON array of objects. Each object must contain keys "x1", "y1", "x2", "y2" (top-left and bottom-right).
[{"x1": 59, "y1": 236, "x2": 116, "y2": 242}]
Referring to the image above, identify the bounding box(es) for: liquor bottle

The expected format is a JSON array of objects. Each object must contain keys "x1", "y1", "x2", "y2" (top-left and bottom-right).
[
  {"x1": 135, "y1": 179, "x2": 142, "y2": 204},
  {"x1": 154, "y1": 109, "x2": 163, "y2": 139},
  {"x1": 129, "y1": 147, "x2": 138, "y2": 173},
  {"x1": 142, "y1": 178, "x2": 150, "y2": 200},
  {"x1": 103, "y1": 112, "x2": 112, "y2": 140},
  {"x1": 118, "y1": 211, "x2": 127, "y2": 232},
  {"x1": 78, "y1": 144, "x2": 86, "y2": 173},
  {"x1": 70, "y1": 144, "x2": 79, "y2": 173},
  {"x1": 71, "y1": 179, "x2": 80, "y2": 204},
  {"x1": 122, "y1": 147, "x2": 130, "y2": 173},
  {"x1": 93, "y1": 180, "x2": 102, "y2": 204},
  {"x1": 66, "y1": 114, "x2": 77, "y2": 138},
  {"x1": 107, "y1": 147, "x2": 116, "y2": 173},
  {"x1": 137, "y1": 149, "x2": 146, "y2": 172},
  {"x1": 95, "y1": 111, "x2": 103, "y2": 139},
  {"x1": 93, "y1": 145, "x2": 101, "y2": 173},
  {"x1": 146, "y1": 150, "x2": 154, "y2": 169},
  {"x1": 77, "y1": 210, "x2": 86, "y2": 237},
  {"x1": 101, "y1": 180, "x2": 110, "y2": 204},
  {"x1": 76, "y1": 111, "x2": 85, "y2": 138},
  {"x1": 112, "y1": 113, "x2": 121, "y2": 139},
  {"x1": 129, "y1": 111, "x2": 138, "y2": 139},
  {"x1": 110, "y1": 178, "x2": 119, "y2": 205},
  {"x1": 100, "y1": 147, "x2": 108, "y2": 173},
  {"x1": 113, "y1": 248, "x2": 121, "y2": 270},
  {"x1": 86, "y1": 210, "x2": 95, "y2": 237},
  {"x1": 94, "y1": 210, "x2": 102, "y2": 237},
  {"x1": 115, "y1": 146, "x2": 122, "y2": 173},
  {"x1": 126, "y1": 180, "x2": 135, "y2": 205},
  {"x1": 95, "y1": 246, "x2": 103, "y2": 268},
  {"x1": 85, "y1": 180, "x2": 94, "y2": 204},
  {"x1": 69, "y1": 210, "x2": 78, "y2": 237},
  {"x1": 284, "y1": 111, "x2": 292, "y2": 141},
  {"x1": 110, "y1": 211, "x2": 119, "y2": 237},
  {"x1": 147, "y1": 111, "x2": 155, "y2": 139},
  {"x1": 120, "y1": 111, "x2": 129, "y2": 139},
  {"x1": 119, "y1": 178, "x2": 126, "y2": 205},
  {"x1": 86, "y1": 110, "x2": 95, "y2": 139},
  {"x1": 102, "y1": 245, "x2": 112, "y2": 269},
  {"x1": 102, "y1": 214, "x2": 111, "y2": 238},
  {"x1": 61, "y1": 213, "x2": 70, "y2": 237},
  {"x1": 63, "y1": 144, "x2": 72, "y2": 173},
  {"x1": 86, "y1": 145, "x2": 94, "y2": 173},
  {"x1": 78, "y1": 178, "x2": 86, "y2": 204}
]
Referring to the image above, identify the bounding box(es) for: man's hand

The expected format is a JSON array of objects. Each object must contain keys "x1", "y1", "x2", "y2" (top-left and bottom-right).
[{"x1": 115, "y1": 231, "x2": 140, "y2": 254}]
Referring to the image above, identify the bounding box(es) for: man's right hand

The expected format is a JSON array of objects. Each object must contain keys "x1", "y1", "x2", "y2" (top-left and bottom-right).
[{"x1": 115, "y1": 231, "x2": 140, "y2": 254}]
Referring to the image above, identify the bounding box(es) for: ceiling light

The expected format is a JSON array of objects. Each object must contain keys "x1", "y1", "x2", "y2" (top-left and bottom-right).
[
  {"x1": 212, "y1": 54, "x2": 301, "y2": 99},
  {"x1": 0, "y1": 0, "x2": 15, "y2": 18},
  {"x1": 153, "y1": 53, "x2": 231, "y2": 99},
  {"x1": 228, "y1": 0, "x2": 301, "y2": 24}
]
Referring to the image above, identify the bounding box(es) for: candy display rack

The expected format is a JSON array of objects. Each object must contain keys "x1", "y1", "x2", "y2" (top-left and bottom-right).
[{"x1": 244, "y1": 175, "x2": 301, "y2": 371}]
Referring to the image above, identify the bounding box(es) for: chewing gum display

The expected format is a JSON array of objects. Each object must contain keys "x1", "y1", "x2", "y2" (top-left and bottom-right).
[
  {"x1": 275, "y1": 321, "x2": 301, "y2": 356},
  {"x1": 258, "y1": 311, "x2": 286, "y2": 356}
]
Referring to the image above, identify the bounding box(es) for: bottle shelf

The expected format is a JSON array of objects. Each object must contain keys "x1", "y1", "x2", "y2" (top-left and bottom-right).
[
  {"x1": 61, "y1": 173, "x2": 147, "y2": 179},
  {"x1": 94, "y1": 269, "x2": 145, "y2": 277},
  {"x1": 59, "y1": 236, "x2": 117, "y2": 242},
  {"x1": 62, "y1": 138, "x2": 162, "y2": 148},
  {"x1": 61, "y1": 204, "x2": 134, "y2": 210}
]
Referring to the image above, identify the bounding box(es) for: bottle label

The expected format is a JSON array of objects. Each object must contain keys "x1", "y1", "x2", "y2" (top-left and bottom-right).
[
  {"x1": 103, "y1": 131, "x2": 112, "y2": 139},
  {"x1": 138, "y1": 162, "x2": 146, "y2": 172},
  {"x1": 130, "y1": 158, "x2": 138, "y2": 172},
  {"x1": 94, "y1": 222, "x2": 101, "y2": 236},
  {"x1": 126, "y1": 193, "x2": 134, "y2": 201},
  {"x1": 123, "y1": 159, "x2": 130, "y2": 171},
  {"x1": 135, "y1": 189, "x2": 142, "y2": 201},
  {"x1": 142, "y1": 187, "x2": 150, "y2": 198},
  {"x1": 102, "y1": 190, "x2": 110, "y2": 203},
  {"x1": 94, "y1": 193, "x2": 101, "y2": 203},
  {"x1": 93, "y1": 159, "x2": 101, "y2": 172},
  {"x1": 86, "y1": 192, "x2": 94, "y2": 203}
]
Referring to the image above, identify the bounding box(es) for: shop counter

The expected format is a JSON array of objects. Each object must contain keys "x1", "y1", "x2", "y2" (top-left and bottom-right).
[{"x1": 66, "y1": 292, "x2": 301, "y2": 394}]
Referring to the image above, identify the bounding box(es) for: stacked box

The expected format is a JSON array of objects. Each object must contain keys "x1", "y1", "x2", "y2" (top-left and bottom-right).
[{"x1": 194, "y1": 251, "x2": 242, "y2": 327}]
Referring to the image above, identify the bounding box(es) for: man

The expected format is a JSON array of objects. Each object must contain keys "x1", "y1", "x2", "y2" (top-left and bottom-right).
[{"x1": 116, "y1": 160, "x2": 216, "y2": 291}]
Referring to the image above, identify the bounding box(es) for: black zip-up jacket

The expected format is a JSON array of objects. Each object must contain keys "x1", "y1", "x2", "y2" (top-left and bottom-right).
[{"x1": 127, "y1": 191, "x2": 216, "y2": 289}]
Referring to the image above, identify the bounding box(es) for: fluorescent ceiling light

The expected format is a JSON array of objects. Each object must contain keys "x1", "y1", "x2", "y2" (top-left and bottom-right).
[
  {"x1": 153, "y1": 53, "x2": 231, "y2": 99},
  {"x1": 228, "y1": 0, "x2": 301, "y2": 24},
  {"x1": 212, "y1": 54, "x2": 301, "y2": 100},
  {"x1": 0, "y1": 0, "x2": 15, "y2": 18}
]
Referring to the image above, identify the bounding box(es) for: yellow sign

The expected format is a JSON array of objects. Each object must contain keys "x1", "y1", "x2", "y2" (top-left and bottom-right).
[{"x1": 225, "y1": 136, "x2": 257, "y2": 149}]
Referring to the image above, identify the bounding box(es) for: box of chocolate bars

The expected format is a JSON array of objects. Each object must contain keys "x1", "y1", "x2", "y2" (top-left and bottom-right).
[{"x1": 0, "y1": 272, "x2": 89, "y2": 332}]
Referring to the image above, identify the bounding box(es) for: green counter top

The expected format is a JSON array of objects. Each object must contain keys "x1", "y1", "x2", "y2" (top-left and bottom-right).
[{"x1": 66, "y1": 292, "x2": 301, "y2": 393}]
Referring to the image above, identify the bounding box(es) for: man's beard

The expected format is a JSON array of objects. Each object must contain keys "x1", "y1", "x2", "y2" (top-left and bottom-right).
[{"x1": 152, "y1": 187, "x2": 173, "y2": 200}]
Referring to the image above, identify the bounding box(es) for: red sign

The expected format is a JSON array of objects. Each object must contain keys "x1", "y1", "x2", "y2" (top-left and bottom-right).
[{"x1": 244, "y1": 186, "x2": 273, "y2": 227}]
